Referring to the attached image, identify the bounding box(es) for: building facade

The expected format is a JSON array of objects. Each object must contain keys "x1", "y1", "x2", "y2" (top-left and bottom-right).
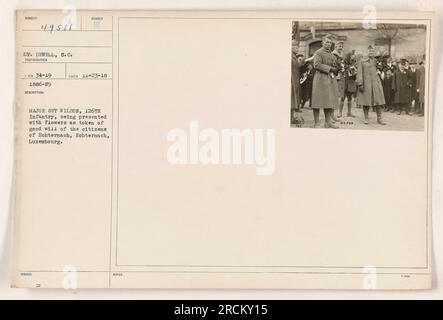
[{"x1": 293, "y1": 22, "x2": 426, "y2": 63}]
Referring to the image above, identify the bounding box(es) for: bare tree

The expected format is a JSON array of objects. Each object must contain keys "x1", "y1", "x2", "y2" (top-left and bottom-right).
[
  {"x1": 365, "y1": 24, "x2": 425, "y2": 57},
  {"x1": 370, "y1": 24, "x2": 401, "y2": 56}
]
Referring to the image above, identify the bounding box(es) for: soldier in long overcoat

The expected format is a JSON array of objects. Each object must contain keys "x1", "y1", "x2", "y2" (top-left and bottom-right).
[
  {"x1": 356, "y1": 45, "x2": 386, "y2": 125},
  {"x1": 311, "y1": 35, "x2": 339, "y2": 128}
]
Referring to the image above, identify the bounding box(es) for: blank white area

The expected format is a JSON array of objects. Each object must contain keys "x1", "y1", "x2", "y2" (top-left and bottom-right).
[{"x1": 117, "y1": 18, "x2": 427, "y2": 268}]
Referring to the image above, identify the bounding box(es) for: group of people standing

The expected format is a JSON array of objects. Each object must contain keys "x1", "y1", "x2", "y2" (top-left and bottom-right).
[
  {"x1": 381, "y1": 57, "x2": 426, "y2": 117},
  {"x1": 291, "y1": 34, "x2": 426, "y2": 129}
]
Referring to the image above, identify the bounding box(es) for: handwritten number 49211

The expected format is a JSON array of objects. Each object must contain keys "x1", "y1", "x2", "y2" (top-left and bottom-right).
[{"x1": 40, "y1": 24, "x2": 73, "y2": 33}]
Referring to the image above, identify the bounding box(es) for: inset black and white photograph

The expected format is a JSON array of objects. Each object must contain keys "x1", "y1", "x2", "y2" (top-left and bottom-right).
[{"x1": 290, "y1": 21, "x2": 428, "y2": 130}]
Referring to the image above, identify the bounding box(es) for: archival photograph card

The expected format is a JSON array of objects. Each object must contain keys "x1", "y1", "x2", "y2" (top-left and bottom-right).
[{"x1": 12, "y1": 10, "x2": 434, "y2": 289}]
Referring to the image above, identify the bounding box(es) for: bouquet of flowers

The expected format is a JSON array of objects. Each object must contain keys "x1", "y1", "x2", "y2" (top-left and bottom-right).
[{"x1": 346, "y1": 65, "x2": 357, "y2": 78}]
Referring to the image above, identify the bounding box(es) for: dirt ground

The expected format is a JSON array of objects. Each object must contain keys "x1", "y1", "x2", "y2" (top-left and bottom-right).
[{"x1": 290, "y1": 100, "x2": 425, "y2": 131}]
